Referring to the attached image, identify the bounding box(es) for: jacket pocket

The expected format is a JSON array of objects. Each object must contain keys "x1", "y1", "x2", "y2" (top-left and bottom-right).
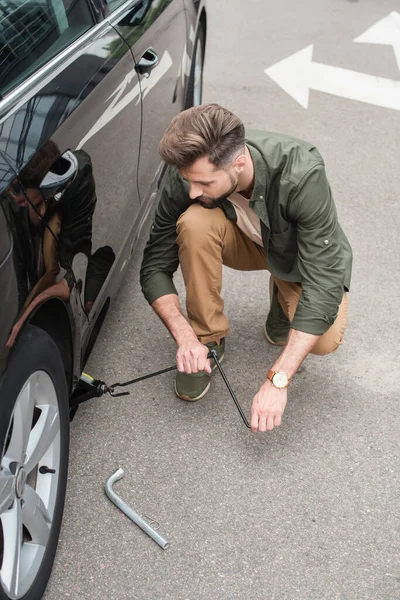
[
  {"x1": 269, "y1": 224, "x2": 297, "y2": 253},
  {"x1": 268, "y1": 224, "x2": 298, "y2": 273}
]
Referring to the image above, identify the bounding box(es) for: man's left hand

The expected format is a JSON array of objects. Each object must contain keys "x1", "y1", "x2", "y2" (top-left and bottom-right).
[{"x1": 250, "y1": 381, "x2": 287, "y2": 432}]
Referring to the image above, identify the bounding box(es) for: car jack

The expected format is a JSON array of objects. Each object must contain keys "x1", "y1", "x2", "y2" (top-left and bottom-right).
[
  {"x1": 69, "y1": 372, "x2": 117, "y2": 420},
  {"x1": 70, "y1": 351, "x2": 251, "y2": 428}
]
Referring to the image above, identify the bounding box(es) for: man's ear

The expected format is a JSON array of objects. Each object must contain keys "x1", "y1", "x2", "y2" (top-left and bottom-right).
[{"x1": 233, "y1": 153, "x2": 247, "y2": 173}]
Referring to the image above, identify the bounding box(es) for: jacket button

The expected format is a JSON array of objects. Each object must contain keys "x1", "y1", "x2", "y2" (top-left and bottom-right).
[
  {"x1": 324, "y1": 239, "x2": 329, "y2": 245},
  {"x1": 259, "y1": 195, "x2": 263, "y2": 199}
]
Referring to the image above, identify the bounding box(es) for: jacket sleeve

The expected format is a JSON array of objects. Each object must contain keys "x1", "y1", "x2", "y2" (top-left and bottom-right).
[
  {"x1": 140, "y1": 167, "x2": 190, "y2": 305},
  {"x1": 287, "y1": 165, "x2": 347, "y2": 336}
]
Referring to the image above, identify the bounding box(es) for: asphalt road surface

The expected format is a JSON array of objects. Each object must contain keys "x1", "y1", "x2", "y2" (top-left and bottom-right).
[{"x1": 44, "y1": 1, "x2": 400, "y2": 599}]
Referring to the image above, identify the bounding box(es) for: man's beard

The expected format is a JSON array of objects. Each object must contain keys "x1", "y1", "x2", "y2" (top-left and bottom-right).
[{"x1": 196, "y1": 173, "x2": 238, "y2": 209}]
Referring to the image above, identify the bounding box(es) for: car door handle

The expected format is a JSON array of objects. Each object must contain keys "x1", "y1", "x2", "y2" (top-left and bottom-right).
[{"x1": 135, "y1": 48, "x2": 159, "y2": 77}]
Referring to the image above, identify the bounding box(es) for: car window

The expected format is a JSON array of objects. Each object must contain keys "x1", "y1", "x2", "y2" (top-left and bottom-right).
[
  {"x1": 104, "y1": 0, "x2": 126, "y2": 13},
  {"x1": 111, "y1": 0, "x2": 173, "y2": 47},
  {"x1": 105, "y1": 0, "x2": 150, "y2": 18},
  {"x1": 0, "y1": 0, "x2": 95, "y2": 97}
]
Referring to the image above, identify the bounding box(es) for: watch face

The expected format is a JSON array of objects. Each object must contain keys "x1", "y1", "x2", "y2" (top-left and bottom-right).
[{"x1": 272, "y1": 371, "x2": 288, "y2": 389}]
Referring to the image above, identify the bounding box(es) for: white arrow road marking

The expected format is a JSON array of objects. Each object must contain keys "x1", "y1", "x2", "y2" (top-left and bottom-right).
[
  {"x1": 354, "y1": 11, "x2": 400, "y2": 72},
  {"x1": 78, "y1": 51, "x2": 173, "y2": 148},
  {"x1": 264, "y1": 44, "x2": 400, "y2": 111}
]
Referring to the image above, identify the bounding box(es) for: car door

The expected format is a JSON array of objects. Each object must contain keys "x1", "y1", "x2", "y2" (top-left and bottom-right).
[
  {"x1": 0, "y1": 0, "x2": 143, "y2": 362},
  {"x1": 110, "y1": 0, "x2": 188, "y2": 203}
]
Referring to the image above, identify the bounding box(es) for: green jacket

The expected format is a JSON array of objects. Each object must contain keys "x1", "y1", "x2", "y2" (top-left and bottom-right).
[{"x1": 140, "y1": 130, "x2": 353, "y2": 336}]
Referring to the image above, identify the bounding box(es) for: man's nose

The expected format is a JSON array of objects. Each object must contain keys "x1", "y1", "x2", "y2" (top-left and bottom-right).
[{"x1": 189, "y1": 183, "x2": 202, "y2": 199}]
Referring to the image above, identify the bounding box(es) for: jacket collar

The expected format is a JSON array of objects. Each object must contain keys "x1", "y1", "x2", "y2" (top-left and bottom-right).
[{"x1": 247, "y1": 143, "x2": 270, "y2": 230}]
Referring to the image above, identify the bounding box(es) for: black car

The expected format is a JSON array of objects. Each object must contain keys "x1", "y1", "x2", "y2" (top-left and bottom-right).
[{"x1": 0, "y1": 0, "x2": 206, "y2": 597}]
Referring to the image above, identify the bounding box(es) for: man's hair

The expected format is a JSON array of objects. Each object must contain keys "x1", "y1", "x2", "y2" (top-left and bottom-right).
[
  {"x1": 20, "y1": 140, "x2": 61, "y2": 187},
  {"x1": 159, "y1": 104, "x2": 245, "y2": 170}
]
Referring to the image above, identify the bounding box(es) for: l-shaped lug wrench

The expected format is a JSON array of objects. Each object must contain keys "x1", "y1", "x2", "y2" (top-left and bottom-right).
[{"x1": 105, "y1": 468, "x2": 170, "y2": 549}]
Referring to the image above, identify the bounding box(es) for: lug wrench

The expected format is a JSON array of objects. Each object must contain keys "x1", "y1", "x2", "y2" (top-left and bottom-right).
[
  {"x1": 208, "y1": 350, "x2": 251, "y2": 428},
  {"x1": 105, "y1": 468, "x2": 170, "y2": 549},
  {"x1": 109, "y1": 350, "x2": 251, "y2": 428},
  {"x1": 76, "y1": 352, "x2": 251, "y2": 428}
]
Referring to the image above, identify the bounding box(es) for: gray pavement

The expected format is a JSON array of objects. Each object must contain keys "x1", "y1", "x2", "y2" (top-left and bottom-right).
[{"x1": 44, "y1": 1, "x2": 400, "y2": 598}]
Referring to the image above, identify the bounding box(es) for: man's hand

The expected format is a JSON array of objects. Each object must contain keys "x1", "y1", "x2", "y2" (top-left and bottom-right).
[
  {"x1": 250, "y1": 380, "x2": 287, "y2": 432},
  {"x1": 151, "y1": 294, "x2": 211, "y2": 374},
  {"x1": 152, "y1": 294, "x2": 212, "y2": 375},
  {"x1": 176, "y1": 338, "x2": 211, "y2": 374},
  {"x1": 249, "y1": 329, "x2": 320, "y2": 432}
]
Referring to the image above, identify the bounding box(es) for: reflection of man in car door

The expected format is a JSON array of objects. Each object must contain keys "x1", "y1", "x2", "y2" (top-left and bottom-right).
[
  {"x1": 140, "y1": 104, "x2": 353, "y2": 433},
  {"x1": 4, "y1": 140, "x2": 115, "y2": 346}
]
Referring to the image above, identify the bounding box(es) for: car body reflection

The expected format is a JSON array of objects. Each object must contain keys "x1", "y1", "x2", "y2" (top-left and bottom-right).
[{"x1": 2, "y1": 142, "x2": 115, "y2": 346}]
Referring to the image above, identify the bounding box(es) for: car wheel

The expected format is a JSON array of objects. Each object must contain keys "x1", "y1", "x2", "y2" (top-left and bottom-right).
[
  {"x1": 185, "y1": 25, "x2": 205, "y2": 108},
  {"x1": 0, "y1": 325, "x2": 69, "y2": 600}
]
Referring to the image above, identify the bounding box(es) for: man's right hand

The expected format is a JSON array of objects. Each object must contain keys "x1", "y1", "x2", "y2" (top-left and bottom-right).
[
  {"x1": 176, "y1": 338, "x2": 211, "y2": 374},
  {"x1": 151, "y1": 294, "x2": 212, "y2": 375}
]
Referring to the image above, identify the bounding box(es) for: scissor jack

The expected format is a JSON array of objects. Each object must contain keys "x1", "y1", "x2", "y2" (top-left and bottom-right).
[{"x1": 70, "y1": 350, "x2": 251, "y2": 428}]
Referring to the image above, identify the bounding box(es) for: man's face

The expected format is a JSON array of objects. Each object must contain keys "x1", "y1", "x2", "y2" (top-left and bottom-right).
[
  {"x1": 7, "y1": 179, "x2": 47, "y2": 225},
  {"x1": 179, "y1": 156, "x2": 239, "y2": 209}
]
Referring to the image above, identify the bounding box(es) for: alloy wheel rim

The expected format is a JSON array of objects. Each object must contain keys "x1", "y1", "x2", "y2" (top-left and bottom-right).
[{"x1": 0, "y1": 371, "x2": 61, "y2": 600}]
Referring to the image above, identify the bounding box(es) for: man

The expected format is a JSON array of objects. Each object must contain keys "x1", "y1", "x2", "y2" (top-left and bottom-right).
[{"x1": 140, "y1": 104, "x2": 352, "y2": 433}]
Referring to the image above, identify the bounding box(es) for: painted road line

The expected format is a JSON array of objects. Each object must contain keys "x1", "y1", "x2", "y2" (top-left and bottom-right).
[
  {"x1": 264, "y1": 44, "x2": 400, "y2": 111},
  {"x1": 354, "y1": 11, "x2": 400, "y2": 73}
]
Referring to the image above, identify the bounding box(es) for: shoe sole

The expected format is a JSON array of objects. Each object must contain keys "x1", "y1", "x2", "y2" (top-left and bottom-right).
[
  {"x1": 175, "y1": 353, "x2": 225, "y2": 402},
  {"x1": 263, "y1": 321, "x2": 287, "y2": 346}
]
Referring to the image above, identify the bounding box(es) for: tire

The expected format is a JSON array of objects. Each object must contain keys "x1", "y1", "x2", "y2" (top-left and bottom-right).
[
  {"x1": 0, "y1": 325, "x2": 69, "y2": 600},
  {"x1": 185, "y1": 25, "x2": 205, "y2": 108}
]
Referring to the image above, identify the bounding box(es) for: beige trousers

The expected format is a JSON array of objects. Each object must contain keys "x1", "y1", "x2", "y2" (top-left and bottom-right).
[{"x1": 176, "y1": 203, "x2": 348, "y2": 356}]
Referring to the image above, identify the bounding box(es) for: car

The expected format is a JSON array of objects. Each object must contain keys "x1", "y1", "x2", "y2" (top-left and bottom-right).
[{"x1": 0, "y1": 0, "x2": 207, "y2": 597}]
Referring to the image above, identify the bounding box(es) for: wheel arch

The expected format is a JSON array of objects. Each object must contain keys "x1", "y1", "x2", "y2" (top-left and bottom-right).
[
  {"x1": 27, "y1": 298, "x2": 75, "y2": 396},
  {"x1": 184, "y1": 9, "x2": 207, "y2": 109},
  {"x1": 199, "y1": 7, "x2": 207, "y2": 53}
]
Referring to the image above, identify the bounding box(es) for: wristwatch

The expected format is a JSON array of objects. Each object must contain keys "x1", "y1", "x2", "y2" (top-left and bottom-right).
[{"x1": 267, "y1": 370, "x2": 290, "y2": 389}]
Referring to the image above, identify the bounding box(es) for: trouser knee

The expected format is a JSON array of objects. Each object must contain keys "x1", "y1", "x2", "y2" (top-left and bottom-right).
[
  {"x1": 310, "y1": 337, "x2": 340, "y2": 356},
  {"x1": 176, "y1": 203, "x2": 225, "y2": 248}
]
